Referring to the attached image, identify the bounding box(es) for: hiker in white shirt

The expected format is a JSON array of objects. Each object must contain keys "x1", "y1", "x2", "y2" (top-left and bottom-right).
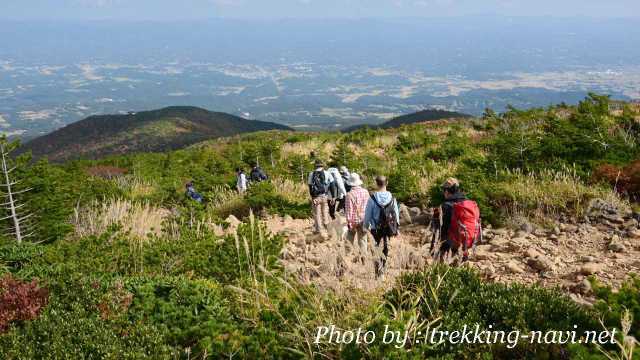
[{"x1": 236, "y1": 168, "x2": 247, "y2": 194}]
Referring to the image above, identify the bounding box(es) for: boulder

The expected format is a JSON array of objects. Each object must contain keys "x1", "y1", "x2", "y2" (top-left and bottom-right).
[
  {"x1": 519, "y1": 221, "x2": 534, "y2": 234},
  {"x1": 409, "y1": 207, "x2": 422, "y2": 218},
  {"x1": 603, "y1": 214, "x2": 624, "y2": 225},
  {"x1": 623, "y1": 219, "x2": 638, "y2": 229},
  {"x1": 399, "y1": 204, "x2": 413, "y2": 225},
  {"x1": 571, "y1": 279, "x2": 593, "y2": 295},
  {"x1": 490, "y1": 237, "x2": 512, "y2": 252},
  {"x1": 579, "y1": 255, "x2": 597, "y2": 263},
  {"x1": 627, "y1": 228, "x2": 640, "y2": 239},
  {"x1": 527, "y1": 255, "x2": 554, "y2": 272},
  {"x1": 564, "y1": 224, "x2": 579, "y2": 233},
  {"x1": 580, "y1": 263, "x2": 603, "y2": 275},
  {"x1": 608, "y1": 242, "x2": 627, "y2": 253},
  {"x1": 506, "y1": 261, "x2": 525, "y2": 274},
  {"x1": 491, "y1": 228, "x2": 508, "y2": 236},
  {"x1": 474, "y1": 245, "x2": 492, "y2": 260},
  {"x1": 525, "y1": 248, "x2": 543, "y2": 259}
]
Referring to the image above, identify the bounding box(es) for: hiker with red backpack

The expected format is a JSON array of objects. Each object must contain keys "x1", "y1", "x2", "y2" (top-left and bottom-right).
[
  {"x1": 364, "y1": 176, "x2": 400, "y2": 278},
  {"x1": 438, "y1": 178, "x2": 482, "y2": 263}
]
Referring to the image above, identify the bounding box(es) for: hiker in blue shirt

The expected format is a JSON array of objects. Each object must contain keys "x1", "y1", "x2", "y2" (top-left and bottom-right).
[
  {"x1": 185, "y1": 181, "x2": 203, "y2": 203},
  {"x1": 364, "y1": 176, "x2": 400, "y2": 278}
]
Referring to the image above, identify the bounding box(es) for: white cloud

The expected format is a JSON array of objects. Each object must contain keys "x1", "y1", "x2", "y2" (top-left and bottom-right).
[{"x1": 0, "y1": 114, "x2": 10, "y2": 128}]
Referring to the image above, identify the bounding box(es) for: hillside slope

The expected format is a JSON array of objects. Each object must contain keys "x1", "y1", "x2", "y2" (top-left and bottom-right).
[
  {"x1": 344, "y1": 109, "x2": 471, "y2": 132},
  {"x1": 20, "y1": 106, "x2": 291, "y2": 161}
]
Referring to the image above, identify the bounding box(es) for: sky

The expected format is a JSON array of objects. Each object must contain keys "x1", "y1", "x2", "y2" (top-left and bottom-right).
[{"x1": 1, "y1": 0, "x2": 639, "y2": 20}]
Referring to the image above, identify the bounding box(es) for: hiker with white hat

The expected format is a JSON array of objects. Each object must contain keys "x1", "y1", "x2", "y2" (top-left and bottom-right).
[{"x1": 344, "y1": 172, "x2": 370, "y2": 262}]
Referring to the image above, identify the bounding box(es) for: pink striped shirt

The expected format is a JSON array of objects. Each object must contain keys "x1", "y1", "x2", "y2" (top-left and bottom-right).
[{"x1": 345, "y1": 186, "x2": 370, "y2": 229}]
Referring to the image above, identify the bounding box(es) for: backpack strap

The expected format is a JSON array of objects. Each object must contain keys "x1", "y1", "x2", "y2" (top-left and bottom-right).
[
  {"x1": 370, "y1": 194, "x2": 382, "y2": 208},
  {"x1": 370, "y1": 194, "x2": 394, "y2": 209}
]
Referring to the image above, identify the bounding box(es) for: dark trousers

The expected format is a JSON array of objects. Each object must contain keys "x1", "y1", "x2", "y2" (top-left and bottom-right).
[
  {"x1": 329, "y1": 198, "x2": 345, "y2": 219},
  {"x1": 371, "y1": 229, "x2": 389, "y2": 267}
]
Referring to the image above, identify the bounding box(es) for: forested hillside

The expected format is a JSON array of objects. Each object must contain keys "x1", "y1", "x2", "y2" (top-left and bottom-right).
[
  {"x1": 20, "y1": 106, "x2": 291, "y2": 162},
  {"x1": 344, "y1": 108, "x2": 470, "y2": 132},
  {"x1": 1, "y1": 94, "x2": 639, "y2": 359}
]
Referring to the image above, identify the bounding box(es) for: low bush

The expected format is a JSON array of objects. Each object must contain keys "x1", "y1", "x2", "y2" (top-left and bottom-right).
[
  {"x1": 245, "y1": 181, "x2": 309, "y2": 219},
  {"x1": 591, "y1": 275, "x2": 640, "y2": 340},
  {"x1": 344, "y1": 266, "x2": 599, "y2": 358},
  {"x1": 593, "y1": 159, "x2": 640, "y2": 201},
  {"x1": 0, "y1": 274, "x2": 49, "y2": 333}
]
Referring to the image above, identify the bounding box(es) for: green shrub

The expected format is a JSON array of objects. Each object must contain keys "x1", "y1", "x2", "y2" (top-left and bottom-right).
[
  {"x1": 591, "y1": 275, "x2": 640, "y2": 340},
  {"x1": 0, "y1": 272, "x2": 171, "y2": 359},
  {"x1": 344, "y1": 266, "x2": 598, "y2": 358},
  {"x1": 245, "y1": 181, "x2": 309, "y2": 218}
]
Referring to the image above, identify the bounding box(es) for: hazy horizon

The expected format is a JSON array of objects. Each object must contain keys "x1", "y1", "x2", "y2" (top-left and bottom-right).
[
  {"x1": 1, "y1": 6, "x2": 639, "y2": 138},
  {"x1": 2, "y1": 0, "x2": 639, "y2": 20}
]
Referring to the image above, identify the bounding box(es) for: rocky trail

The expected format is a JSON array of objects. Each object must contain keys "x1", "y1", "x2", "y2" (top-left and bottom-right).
[{"x1": 262, "y1": 199, "x2": 640, "y2": 304}]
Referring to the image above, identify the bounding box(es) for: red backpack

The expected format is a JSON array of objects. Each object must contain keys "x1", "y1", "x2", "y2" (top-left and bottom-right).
[{"x1": 448, "y1": 200, "x2": 482, "y2": 256}]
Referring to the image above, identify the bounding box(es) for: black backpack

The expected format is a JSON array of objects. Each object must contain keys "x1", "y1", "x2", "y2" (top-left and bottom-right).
[
  {"x1": 371, "y1": 195, "x2": 399, "y2": 237},
  {"x1": 310, "y1": 171, "x2": 327, "y2": 197},
  {"x1": 342, "y1": 175, "x2": 352, "y2": 193},
  {"x1": 250, "y1": 168, "x2": 267, "y2": 182}
]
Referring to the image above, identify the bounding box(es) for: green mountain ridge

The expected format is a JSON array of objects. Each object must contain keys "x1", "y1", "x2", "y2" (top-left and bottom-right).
[
  {"x1": 20, "y1": 106, "x2": 292, "y2": 162},
  {"x1": 343, "y1": 109, "x2": 472, "y2": 132}
]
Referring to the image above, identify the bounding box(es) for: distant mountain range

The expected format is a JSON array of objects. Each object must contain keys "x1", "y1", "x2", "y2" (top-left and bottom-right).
[
  {"x1": 344, "y1": 109, "x2": 472, "y2": 132},
  {"x1": 21, "y1": 106, "x2": 291, "y2": 162}
]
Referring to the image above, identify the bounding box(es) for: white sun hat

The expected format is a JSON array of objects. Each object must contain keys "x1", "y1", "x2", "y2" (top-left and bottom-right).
[{"x1": 347, "y1": 173, "x2": 363, "y2": 187}]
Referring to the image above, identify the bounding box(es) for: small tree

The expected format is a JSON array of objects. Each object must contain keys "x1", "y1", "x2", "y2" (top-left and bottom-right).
[
  {"x1": 0, "y1": 138, "x2": 33, "y2": 243},
  {"x1": 330, "y1": 141, "x2": 358, "y2": 170}
]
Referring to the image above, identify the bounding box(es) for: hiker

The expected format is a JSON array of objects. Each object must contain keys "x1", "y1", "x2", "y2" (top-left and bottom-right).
[
  {"x1": 340, "y1": 166, "x2": 352, "y2": 193},
  {"x1": 308, "y1": 160, "x2": 332, "y2": 236},
  {"x1": 364, "y1": 176, "x2": 400, "y2": 278},
  {"x1": 236, "y1": 168, "x2": 247, "y2": 194},
  {"x1": 327, "y1": 165, "x2": 347, "y2": 219},
  {"x1": 185, "y1": 181, "x2": 203, "y2": 203},
  {"x1": 438, "y1": 178, "x2": 482, "y2": 263},
  {"x1": 344, "y1": 173, "x2": 370, "y2": 262},
  {"x1": 249, "y1": 162, "x2": 268, "y2": 183}
]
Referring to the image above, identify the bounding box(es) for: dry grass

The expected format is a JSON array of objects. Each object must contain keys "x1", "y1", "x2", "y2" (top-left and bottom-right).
[
  {"x1": 415, "y1": 161, "x2": 459, "y2": 196},
  {"x1": 281, "y1": 138, "x2": 336, "y2": 161},
  {"x1": 207, "y1": 184, "x2": 248, "y2": 218},
  {"x1": 113, "y1": 175, "x2": 158, "y2": 199},
  {"x1": 281, "y1": 139, "x2": 323, "y2": 157},
  {"x1": 367, "y1": 134, "x2": 397, "y2": 151},
  {"x1": 272, "y1": 178, "x2": 309, "y2": 204},
  {"x1": 496, "y1": 167, "x2": 629, "y2": 222},
  {"x1": 72, "y1": 198, "x2": 169, "y2": 244},
  {"x1": 225, "y1": 212, "x2": 363, "y2": 359}
]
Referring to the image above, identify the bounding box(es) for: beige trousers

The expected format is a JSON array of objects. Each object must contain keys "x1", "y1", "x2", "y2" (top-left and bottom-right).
[
  {"x1": 312, "y1": 195, "x2": 330, "y2": 234},
  {"x1": 347, "y1": 224, "x2": 369, "y2": 255}
]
